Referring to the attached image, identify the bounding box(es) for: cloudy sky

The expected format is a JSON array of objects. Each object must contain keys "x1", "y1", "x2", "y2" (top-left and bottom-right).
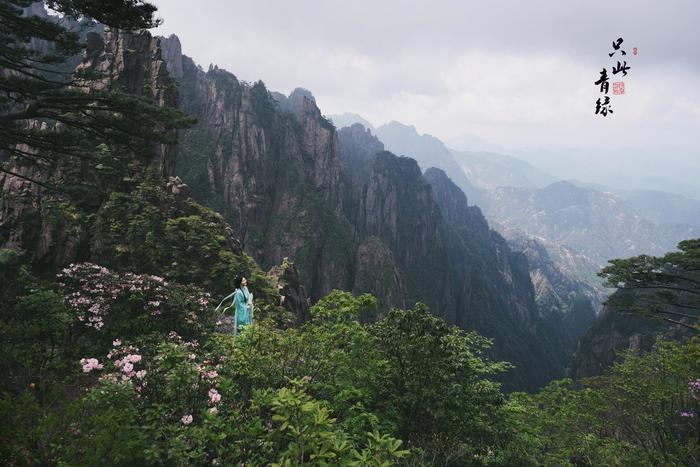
[{"x1": 151, "y1": 0, "x2": 700, "y2": 191}]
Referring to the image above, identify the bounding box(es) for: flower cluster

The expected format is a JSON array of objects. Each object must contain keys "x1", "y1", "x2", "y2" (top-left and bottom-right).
[
  {"x1": 58, "y1": 263, "x2": 211, "y2": 331},
  {"x1": 167, "y1": 331, "x2": 200, "y2": 350},
  {"x1": 689, "y1": 379, "x2": 700, "y2": 400},
  {"x1": 59, "y1": 264, "x2": 117, "y2": 329},
  {"x1": 165, "y1": 335, "x2": 224, "y2": 421},
  {"x1": 80, "y1": 358, "x2": 104, "y2": 373},
  {"x1": 98, "y1": 341, "x2": 147, "y2": 396}
]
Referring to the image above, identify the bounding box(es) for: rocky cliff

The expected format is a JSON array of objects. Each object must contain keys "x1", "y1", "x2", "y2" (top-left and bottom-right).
[
  {"x1": 1, "y1": 24, "x2": 284, "y2": 311},
  {"x1": 1, "y1": 27, "x2": 178, "y2": 268},
  {"x1": 158, "y1": 34, "x2": 577, "y2": 390},
  {"x1": 505, "y1": 234, "x2": 600, "y2": 354},
  {"x1": 0, "y1": 19, "x2": 588, "y2": 390},
  {"x1": 171, "y1": 47, "x2": 353, "y2": 300},
  {"x1": 424, "y1": 167, "x2": 570, "y2": 387}
]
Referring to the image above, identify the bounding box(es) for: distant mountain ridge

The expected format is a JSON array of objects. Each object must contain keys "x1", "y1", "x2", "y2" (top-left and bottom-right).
[
  {"x1": 482, "y1": 181, "x2": 700, "y2": 269},
  {"x1": 449, "y1": 148, "x2": 559, "y2": 190},
  {"x1": 374, "y1": 121, "x2": 488, "y2": 208},
  {"x1": 329, "y1": 113, "x2": 376, "y2": 132}
]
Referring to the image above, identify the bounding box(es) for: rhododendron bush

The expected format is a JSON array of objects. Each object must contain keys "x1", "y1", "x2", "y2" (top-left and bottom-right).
[
  {"x1": 61, "y1": 324, "x2": 409, "y2": 465},
  {"x1": 58, "y1": 262, "x2": 215, "y2": 345}
]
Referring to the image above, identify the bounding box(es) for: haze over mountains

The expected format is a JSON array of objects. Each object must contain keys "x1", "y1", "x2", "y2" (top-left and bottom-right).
[{"x1": 330, "y1": 112, "x2": 700, "y2": 301}]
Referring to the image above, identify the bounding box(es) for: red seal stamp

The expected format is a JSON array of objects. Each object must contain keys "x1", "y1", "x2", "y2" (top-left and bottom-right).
[{"x1": 612, "y1": 81, "x2": 625, "y2": 95}]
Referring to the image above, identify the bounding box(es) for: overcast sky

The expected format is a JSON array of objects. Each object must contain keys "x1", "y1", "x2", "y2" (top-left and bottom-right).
[{"x1": 151, "y1": 0, "x2": 700, "y2": 159}]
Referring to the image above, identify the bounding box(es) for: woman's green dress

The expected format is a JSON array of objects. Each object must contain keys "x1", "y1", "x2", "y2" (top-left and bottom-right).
[{"x1": 234, "y1": 286, "x2": 252, "y2": 330}]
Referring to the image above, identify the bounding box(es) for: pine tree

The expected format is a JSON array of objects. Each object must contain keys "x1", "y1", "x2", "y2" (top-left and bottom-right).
[
  {"x1": 599, "y1": 239, "x2": 700, "y2": 329},
  {"x1": 0, "y1": 0, "x2": 193, "y2": 186}
]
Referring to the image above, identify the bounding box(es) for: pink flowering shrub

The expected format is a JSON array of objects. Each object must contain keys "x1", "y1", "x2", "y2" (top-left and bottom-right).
[
  {"x1": 89, "y1": 331, "x2": 223, "y2": 416},
  {"x1": 58, "y1": 263, "x2": 215, "y2": 344}
]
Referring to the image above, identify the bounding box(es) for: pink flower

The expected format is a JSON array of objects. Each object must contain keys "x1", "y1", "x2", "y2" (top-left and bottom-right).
[
  {"x1": 126, "y1": 354, "x2": 142, "y2": 363},
  {"x1": 122, "y1": 362, "x2": 134, "y2": 373},
  {"x1": 206, "y1": 370, "x2": 218, "y2": 379},
  {"x1": 80, "y1": 358, "x2": 103, "y2": 373},
  {"x1": 136, "y1": 370, "x2": 147, "y2": 379},
  {"x1": 113, "y1": 339, "x2": 121, "y2": 347},
  {"x1": 209, "y1": 388, "x2": 221, "y2": 404},
  {"x1": 181, "y1": 414, "x2": 193, "y2": 425},
  {"x1": 689, "y1": 379, "x2": 700, "y2": 400}
]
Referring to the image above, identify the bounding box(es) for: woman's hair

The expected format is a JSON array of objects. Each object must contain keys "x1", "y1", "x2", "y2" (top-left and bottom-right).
[{"x1": 233, "y1": 276, "x2": 243, "y2": 289}]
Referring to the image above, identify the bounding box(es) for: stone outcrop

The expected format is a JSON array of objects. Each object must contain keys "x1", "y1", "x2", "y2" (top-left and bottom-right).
[
  {"x1": 175, "y1": 55, "x2": 351, "y2": 300},
  {"x1": 267, "y1": 258, "x2": 310, "y2": 323},
  {"x1": 505, "y1": 234, "x2": 600, "y2": 352}
]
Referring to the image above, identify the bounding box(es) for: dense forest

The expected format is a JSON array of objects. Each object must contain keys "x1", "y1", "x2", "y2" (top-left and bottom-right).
[{"x1": 1, "y1": 1, "x2": 699, "y2": 465}]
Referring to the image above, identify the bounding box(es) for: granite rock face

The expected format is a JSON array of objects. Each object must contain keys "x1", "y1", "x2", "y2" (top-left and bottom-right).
[
  {"x1": 505, "y1": 234, "x2": 600, "y2": 357},
  {"x1": 78, "y1": 28, "x2": 180, "y2": 177},
  {"x1": 0, "y1": 163, "x2": 84, "y2": 269},
  {"x1": 1, "y1": 27, "x2": 178, "y2": 268},
  {"x1": 159, "y1": 34, "x2": 184, "y2": 80},
  {"x1": 352, "y1": 236, "x2": 406, "y2": 311},
  {"x1": 175, "y1": 57, "x2": 350, "y2": 299}
]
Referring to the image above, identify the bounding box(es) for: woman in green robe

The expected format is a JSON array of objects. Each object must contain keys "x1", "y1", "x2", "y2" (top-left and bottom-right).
[{"x1": 233, "y1": 276, "x2": 253, "y2": 333}]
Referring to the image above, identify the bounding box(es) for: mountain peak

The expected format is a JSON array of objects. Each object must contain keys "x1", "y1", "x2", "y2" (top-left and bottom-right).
[
  {"x1": 288, "y1": 87, "x2": 316, "y2": 104},
  {"x1": 329, "y1": 113, "x2": 375, "y2": 131},
  {"x1": 380, "y1": 120, "x2": 418, "y2": 134},
  {"x1": 272, "y1": 87, "x2": 319, "y2": 115}
]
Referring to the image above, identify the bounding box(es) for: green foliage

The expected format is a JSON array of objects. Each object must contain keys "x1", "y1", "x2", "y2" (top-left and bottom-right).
[
  {"x1": 90, "y1": 177, "x2": 280, "y2": 305},
  {"x1": 0, "y1": 280, "x2": 517, "y2": 465},
  {"x1": 0, "y1": 250, "x2": 75, "y2": 395},
  {"x1": 505, "y1": 338, "x2": 700, "y2": 466},
  {"x1": 6, "y1": 237, "x2": 700, "y2": 465},
  {"x1": 59, "y1": 382, "x2": 147, "y2": 466},
  {"x1": 371, "y1": 303, "x2": 511, "y2": 464}
]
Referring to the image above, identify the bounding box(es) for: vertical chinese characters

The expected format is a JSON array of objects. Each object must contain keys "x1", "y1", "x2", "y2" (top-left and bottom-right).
[{"x1": 595, "y1": 37, "x2": 632, "y2": 116}]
